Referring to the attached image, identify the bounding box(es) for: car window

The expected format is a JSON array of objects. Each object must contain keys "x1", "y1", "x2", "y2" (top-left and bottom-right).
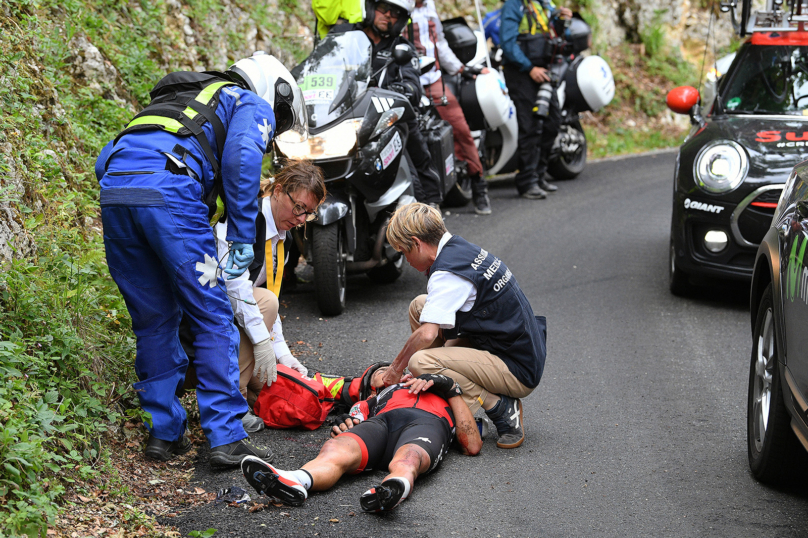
[{"x1": 721, "y1": 45, "x2": 808, "y2": 114}]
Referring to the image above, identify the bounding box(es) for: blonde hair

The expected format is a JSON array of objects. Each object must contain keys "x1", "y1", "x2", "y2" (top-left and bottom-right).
[
  {"x1": 386, "y1": 203, "x2": 446, "y2": 252},
  {"x1": 259, "y1": 159, "x2": 326, "y2": 204}
]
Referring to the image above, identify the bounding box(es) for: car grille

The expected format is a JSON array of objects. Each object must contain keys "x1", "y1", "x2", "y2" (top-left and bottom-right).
[{"x1": 731, "y1": 185, "x2": 783, "y2": 247}]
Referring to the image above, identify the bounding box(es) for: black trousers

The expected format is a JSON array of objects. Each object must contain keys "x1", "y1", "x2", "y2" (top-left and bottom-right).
[
  {"x1": 503, "y1": 65, "x2": 562, "y2": 193},
  {"x1": 405, "y1": 118, "x2": 443, "y2": 204}
]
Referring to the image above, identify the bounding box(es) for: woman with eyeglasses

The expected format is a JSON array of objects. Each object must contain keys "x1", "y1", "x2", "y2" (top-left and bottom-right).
[{"x1": 200, "y1": 159, "x2": 327, "y2": 433}]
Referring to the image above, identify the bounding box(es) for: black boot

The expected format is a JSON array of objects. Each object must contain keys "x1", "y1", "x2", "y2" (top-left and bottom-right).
[
  {"x1": 485, "y1": 395, "x2": 525, "y2": 449},
  {"x1": 144, "y1": 433, "x2": 193, "y2": 461},
  {"x1": 471, "y1": 174, "x2": 492, "y2": 215},
  {"x1": 537, "y1": 176, "x2": 558, "y2": 193}
]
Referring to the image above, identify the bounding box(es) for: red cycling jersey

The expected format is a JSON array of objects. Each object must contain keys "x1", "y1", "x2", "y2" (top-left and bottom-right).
[{"x1": 348, "y1": 383, "x2": 455, "y2": 429}]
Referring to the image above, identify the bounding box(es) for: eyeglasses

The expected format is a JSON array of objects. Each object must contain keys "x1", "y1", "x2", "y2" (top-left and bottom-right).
[
  {"x1": 375, "y1": 2, "x2": 404, "y2": 20},
  {"x1": 286, "y1": 191, "x2": 318, "y2": 222}
]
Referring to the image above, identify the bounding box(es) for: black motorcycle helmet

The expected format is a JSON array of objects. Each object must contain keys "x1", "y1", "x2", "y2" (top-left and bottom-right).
[{"x1": 362, "y1": 0, "x2": 414, "y2": 37}]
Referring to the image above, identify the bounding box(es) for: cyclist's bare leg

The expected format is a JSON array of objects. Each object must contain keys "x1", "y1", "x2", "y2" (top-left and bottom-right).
[
  {"x1": 301, "y1": 435, "x2": 363, "y2": 491},
  {"x1": 383, "y1": 443, "x2": 431, "y2": 492}
]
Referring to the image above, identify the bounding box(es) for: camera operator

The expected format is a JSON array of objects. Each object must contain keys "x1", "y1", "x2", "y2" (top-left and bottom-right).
[
  {"x1": 331, "y1": 0, "x2": 444, "y2": 207},
  {"x1": 500, "y1": 0, "x2": 571, "y2": 199}
]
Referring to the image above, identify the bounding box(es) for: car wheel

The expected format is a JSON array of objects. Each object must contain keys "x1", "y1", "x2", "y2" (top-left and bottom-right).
[
  {"x1": 747, "y1": 283, "x2": 807, "y2": 484},
  {"x1": 669, "y1": 241, "x2": 691, "y2": 296},
  {"x1": 312, "y1": 223, "x2": 347, "y2": 316}
]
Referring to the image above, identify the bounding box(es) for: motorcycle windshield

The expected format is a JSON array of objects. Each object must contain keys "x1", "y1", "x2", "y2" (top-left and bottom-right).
[
  {"x1": 295, "y1": 31, "x2": 373, "y2": 129},
  {"x1": 721, "y1": 45, "x2": 808, "y2": 115}
]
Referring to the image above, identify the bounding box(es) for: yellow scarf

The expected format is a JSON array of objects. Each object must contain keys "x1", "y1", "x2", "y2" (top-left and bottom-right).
[{"x1": 267, "y1": 238, "x2": 284, "y2": 297}]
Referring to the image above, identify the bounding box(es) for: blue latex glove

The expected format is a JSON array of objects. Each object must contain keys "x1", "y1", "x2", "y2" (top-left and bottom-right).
[{"x1": 224, "y1": 242, "x2": 254, "y2": 279}]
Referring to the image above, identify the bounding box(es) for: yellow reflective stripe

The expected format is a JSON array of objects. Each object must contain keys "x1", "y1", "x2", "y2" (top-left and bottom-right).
[
  {"x1": 184, "y1": 107, "x2": 198, "y2": 120},
  {"x1": 195, "y1": 81, "x2": 232, "y2": 105},
  {"x1": 126, "y1": 115, "x2": 183, "y2": 132},
  {"x1": 209, "y1": 195, "x2": 225, "y2": 227}
]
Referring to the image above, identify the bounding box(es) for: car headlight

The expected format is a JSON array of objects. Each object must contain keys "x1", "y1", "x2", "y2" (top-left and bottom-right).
[
  {"x1": 693, "y1": 140, "x2": 749, "y2": 193},
  {"x1": 276, "y1": 119, "x2": 362, "y2": 160}
]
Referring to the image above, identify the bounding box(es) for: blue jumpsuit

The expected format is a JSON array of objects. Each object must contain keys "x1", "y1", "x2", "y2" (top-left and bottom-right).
[{"x1": 96, "y1": 87, "x2": 276, "y2": 448}]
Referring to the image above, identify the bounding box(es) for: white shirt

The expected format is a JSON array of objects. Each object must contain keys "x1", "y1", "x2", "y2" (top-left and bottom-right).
[
  {"x1": 215, "y1": 201, "x2": 292, "y2": 358},
  {"x1": 419, "y1": 232, "x2": 477, "y2": 329},
  {"x1": 411, "y1": 0, "x2": 465, "y2": 87}
]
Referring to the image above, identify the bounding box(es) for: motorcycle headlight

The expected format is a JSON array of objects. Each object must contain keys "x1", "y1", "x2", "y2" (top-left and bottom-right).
[
  {"x1": 693, "y1": 140, "x2": 749, "y2": 194},
  {"x1": 276, "y1": 119, "x2": 362, "y2": 160},
  {"x1": 370, "y1": 107, "x2": 405, "y2": 141}
]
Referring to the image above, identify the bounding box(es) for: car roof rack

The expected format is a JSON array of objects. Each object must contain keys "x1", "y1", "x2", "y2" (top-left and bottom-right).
[{"x1": 721, "y1": 0, "x2": 808, "y2": 35}]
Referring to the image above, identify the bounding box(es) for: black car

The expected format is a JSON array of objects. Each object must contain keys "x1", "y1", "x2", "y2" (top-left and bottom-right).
[
  {"x1": 747, "y1": 159, "x2": 808, "y2": 484},
  {"x1": 667, "y1": 33, "x2": 808, "y2": 295}
]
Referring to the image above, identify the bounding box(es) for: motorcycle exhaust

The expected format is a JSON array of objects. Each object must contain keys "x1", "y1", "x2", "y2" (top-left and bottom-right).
[{"x1": 346, "y1": 220, "x2": 397, "y2": 272}]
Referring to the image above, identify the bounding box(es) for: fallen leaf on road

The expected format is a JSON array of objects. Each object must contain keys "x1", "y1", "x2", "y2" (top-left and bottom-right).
[
  {"x1": 77, "y1": 495, "x2": 92, "y2": 502},
  {"x1": 280, "y1": 512, "x2": 290, "y2": 517},
  {"x1": 348, "y1": 512, "x2": 356, "y2": 517},
  {"x1": 329, "y1": 518, "x2": 339, "y2": 523}
]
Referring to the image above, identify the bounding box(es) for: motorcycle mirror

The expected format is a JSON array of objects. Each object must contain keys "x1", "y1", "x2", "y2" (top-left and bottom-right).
[
  {"x1": 393, "y1": 44, "x2": 414, "y2": 66},
  {"x1": 666, "y1": 86, "x2": 700, "y2": 115},
  {"x1": 418, "y1": 56, "x2": 436, "y2": 76}
]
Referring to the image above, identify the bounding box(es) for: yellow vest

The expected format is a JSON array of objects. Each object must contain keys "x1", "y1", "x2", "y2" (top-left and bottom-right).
[{"x1": 518, "y1": 0, "x2": 553, "y2": 35}]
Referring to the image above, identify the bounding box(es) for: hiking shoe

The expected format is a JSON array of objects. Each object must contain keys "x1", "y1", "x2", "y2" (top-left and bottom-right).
[
  {"x1": 241, "y1": 456, "x2": 307, "y2": 506},
  {"x1": 473, "y1": 193, "x2": 492, "y2": 215},
  {"x1": 210, "y1": 438, "x2": 273, "y2": 470},
  {"x1": 241, "y1": 412, "x2": 265, "y2": 433},
  {"x1": 537, "y1": 177, "x2": 558, "y2": 192},
  {"x1": 360, "y1": 479, "x2": 407, "y2": 512},
  {"x1": 144, "y1": 433, "x2": 193, "y2": 462},
  {"x1": 486, "y1": 396, "x2": 525, "y2": 449},
  {"x1": 520, "y1": 184, "x2": 547, "y2": 200}
]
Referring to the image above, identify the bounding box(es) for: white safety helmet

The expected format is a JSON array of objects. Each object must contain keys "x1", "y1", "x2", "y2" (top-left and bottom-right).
[
  {"x1": 228, "y1": 52, "x2": 308, "y2": 141},
  {"x1": 362, "y1": 0, "x2": 415, "y2": 37}
]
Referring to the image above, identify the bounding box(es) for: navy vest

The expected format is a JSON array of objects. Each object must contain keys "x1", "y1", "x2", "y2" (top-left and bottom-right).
[{"x1": 429, "y1": 235, "x2": 546, "y2": 388}]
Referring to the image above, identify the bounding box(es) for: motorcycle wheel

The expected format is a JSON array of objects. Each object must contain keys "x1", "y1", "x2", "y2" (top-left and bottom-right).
[
  {"x1": 547, "y1": 121, "x2": 587, "y2": 180},
  {"x1": 367, "y1": 253, "x2": 404, "y2": 284},
  {"x1": 312, "y1": 223, "x2": 347, "y2": 316},
  {"x1": 443, "y1": 175, "x2": 472, "y2": 207}
]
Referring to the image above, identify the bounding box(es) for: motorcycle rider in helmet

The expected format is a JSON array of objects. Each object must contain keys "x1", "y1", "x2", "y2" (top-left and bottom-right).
[
  {"x1": 95, "y1": 52, "x2": 307, "y2": 469},
  {"x1": 500, "y1": 0, "x2": 571, "y2": 199},
  {"x1": 330, "y1": 0, "x2": 445, "y2": 208}
]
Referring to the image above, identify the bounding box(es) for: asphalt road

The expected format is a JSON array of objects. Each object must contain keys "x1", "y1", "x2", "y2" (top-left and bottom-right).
[{"x1": 171, "y1": 151, "x2": 808, "y2": 537}]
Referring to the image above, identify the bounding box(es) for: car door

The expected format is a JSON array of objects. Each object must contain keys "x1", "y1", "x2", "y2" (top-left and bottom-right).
[{"x1": 780, "y1": 173, "x2": 808, "y2": 398}]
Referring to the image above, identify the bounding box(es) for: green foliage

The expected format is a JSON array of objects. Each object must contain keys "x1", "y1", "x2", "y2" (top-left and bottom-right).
[
  {"x1": 587, "y1": 125, "x2": 687, "y2": 159},
  {"x1": 640, "y1": 9, "x2": 668, "y2": 58},
  {"x1": 188, "y1": 529, "x2": 217, "y2": 538},
  {"x1": 0, "y1": 228, "x2": 137, "y2": 535}
]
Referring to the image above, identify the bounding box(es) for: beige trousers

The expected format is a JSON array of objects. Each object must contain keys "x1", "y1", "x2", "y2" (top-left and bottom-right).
[
  {"x1": 237, "y1": 287, "x2": 278, "y2": 408},
  {"x1": 407, "y1": 295, "x2": 533, "y2": 413}
]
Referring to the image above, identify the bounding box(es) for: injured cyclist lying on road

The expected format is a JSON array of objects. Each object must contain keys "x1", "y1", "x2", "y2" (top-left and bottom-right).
[{"x1": 241, "y1": 367, "x2": 482, "y2": 512}]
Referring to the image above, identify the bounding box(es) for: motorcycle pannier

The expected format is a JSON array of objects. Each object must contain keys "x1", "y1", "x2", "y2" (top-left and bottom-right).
[
  {"x1": 426, "y1": 120, "x2": 457, "y2": 197},
  {"x1": 443, "y1": 18, "x2": 478, "y2": 64}
]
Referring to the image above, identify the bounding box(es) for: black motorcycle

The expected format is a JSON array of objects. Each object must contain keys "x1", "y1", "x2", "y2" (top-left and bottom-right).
[{"x1": 275, "y1": 31, "x2": 420, "y2": 316}]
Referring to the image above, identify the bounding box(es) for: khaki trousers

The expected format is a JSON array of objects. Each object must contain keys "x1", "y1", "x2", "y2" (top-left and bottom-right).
[
  {"x1": 183, "y1": 287, "x2": 277, "y2": 409},
  {"x1": 407, "y1": 295, "x2": 533, "y2": 413},
  {"x1": 238, "y1": 287, "x2": 278, "y2": 408}
]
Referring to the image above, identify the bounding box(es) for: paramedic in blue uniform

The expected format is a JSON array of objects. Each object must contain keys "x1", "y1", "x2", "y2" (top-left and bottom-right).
[
  {"x1": 381, "y1": 203, "x2": 547, "y2": 449},
  {"x1": 96, "y1": 52, "x2": 308, "y2": 469}
]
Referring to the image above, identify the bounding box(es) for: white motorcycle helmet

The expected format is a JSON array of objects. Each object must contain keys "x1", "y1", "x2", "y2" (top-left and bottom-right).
[
  {"x1": 228, "y1": 52, "x2": 308, "y2": 142},
  {"x1": 362, "y1": 0, "x2": 415, "y2": 37}
]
